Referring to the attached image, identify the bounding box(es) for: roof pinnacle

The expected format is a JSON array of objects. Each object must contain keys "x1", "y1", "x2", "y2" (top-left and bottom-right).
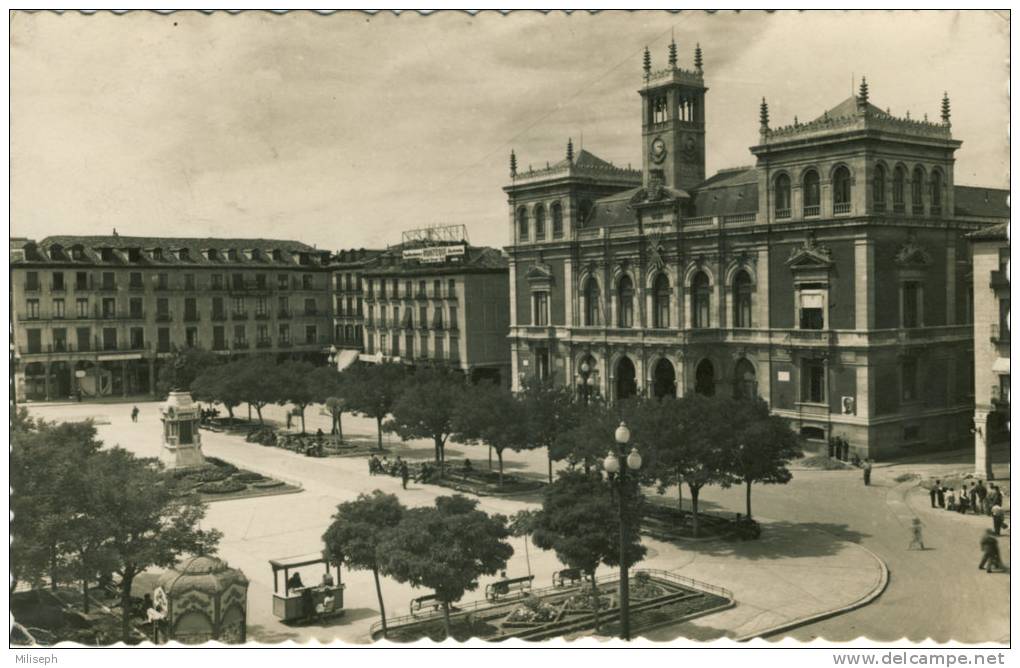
[
  {"x1": 759, "y1": 97, "x2": 770, "y2": 131},
  {"x1": 643, "y1": 46, "x2": 651, "y2": 79},
  {"x1": 668, "y1": 38, "x2": 677, "y2": 68},
  {"x1": 857, "y1": 75, "x2": 869, "y2": 110},
  {"x1": 941, "y1": 91, "x2": 951, "y2": 125},
  {"x1": 566, "y1": 137, "x2": 574, "y2": 163},
  {"x1": 694, "y1": 43, "x2": 703, "y2": 71},
  {"x1": 510, "y1": 149, "x2": 517, "y2": 178}
]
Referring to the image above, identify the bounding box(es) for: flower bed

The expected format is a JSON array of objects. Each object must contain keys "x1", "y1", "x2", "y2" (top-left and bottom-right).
[{"x1": 198, "y1": 479, "x2": 247, "y2": 494}]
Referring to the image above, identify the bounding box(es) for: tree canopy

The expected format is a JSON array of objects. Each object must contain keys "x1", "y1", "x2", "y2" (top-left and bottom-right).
[
  {"x1": 340, "y1": 362, "x2": 407, "y2": 450},
  {"x1": 385, "y1": 365, "x2": 464, "y2": 466},
  {"x1": 453, "y1": 381, "x2": 530, "y2": 485}
]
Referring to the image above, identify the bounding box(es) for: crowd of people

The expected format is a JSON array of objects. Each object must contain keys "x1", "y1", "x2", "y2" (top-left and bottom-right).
[{"x1": 928, "y1": 479, "x2": 1009, "y2": 535}]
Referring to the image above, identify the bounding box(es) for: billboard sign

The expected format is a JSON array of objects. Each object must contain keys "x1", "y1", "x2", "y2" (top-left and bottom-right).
[{"x1": 402, "y1": 244, "x2": 466, "y2": 264}]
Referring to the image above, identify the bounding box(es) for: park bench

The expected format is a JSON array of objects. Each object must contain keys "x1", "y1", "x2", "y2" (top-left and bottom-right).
[
  {"x1": 485, "y1": 575, "x2": 534, "y2": 603},
  {"x1": 552, "y1": 568, "x2": 583, "y2": 588},
  {"x1": 410, "y1": 594, "x2": 443, "y2": 616}
]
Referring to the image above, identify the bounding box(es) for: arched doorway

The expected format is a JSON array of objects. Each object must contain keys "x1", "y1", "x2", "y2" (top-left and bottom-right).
[
  {"x1": 695, "y1": 358, "x2": 715, "y2": 397},
  {"x1": 616, "y1": 356, "x2": 637, "y2": 400},
  {"x1": 652, "y1": 359, "x2": 676, "y2": 399},
  {"x1": 733, "y1": 358, "x2": 757, "y2": 400}
]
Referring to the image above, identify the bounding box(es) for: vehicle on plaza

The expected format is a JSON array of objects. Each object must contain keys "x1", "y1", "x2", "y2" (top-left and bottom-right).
[{"x1": 269, "y1": 552, "x2": 345, "y2": 624}]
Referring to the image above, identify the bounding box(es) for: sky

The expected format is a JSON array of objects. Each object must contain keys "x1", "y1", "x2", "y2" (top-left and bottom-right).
[{"x1": 10, "y1": 10, "x2": 1010, "y2": 252}]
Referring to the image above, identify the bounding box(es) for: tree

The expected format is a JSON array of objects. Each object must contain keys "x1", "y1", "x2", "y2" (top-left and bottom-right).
[
  {"x1": 97, "y1": 449, "x2": 221, "y2": 641},
  {"x1": 340, "y1": 362, "x2": 407, "y2": 451},
  {"x1": 277, "y1": 361, "x2": 318, "y2": 433},
  {"x1": 453, "y1": 382, "x2": 529, "y2": 486},
  {"x1": 531, "y1": 469, "x2": 646, "y2": 586},
  {"x1": 384, "y1": 365, "x2": 463, "y2": 468},
  {"x1": 191, "y1": 360, "x2": 242, "y2": 420},
  {"x1": 730, "y1": 399, "x2": 803, "y2": 518},
  {"x1": 553, "y1": 396, "x2": 631, "y2": 474},
  {"x1": 379, "y1": 495, "x2": 513, "y2": 638},
  {"x1": 311, "y1": 365, "x2": 348, "y2": 439},
  {"x1": 11, "y1": 417, "x2": 103, "y2": 594},
  {"x1": 235, "y1": 356, "x2": 283, "y2": 424},
  {"x1": 155, "y1": 346, "x2": 219, "y2": 396},
  {"x1": 322, "y1": 491, "x2": 405, "y2": 638},
  {"x1": 519, "y1": 376, "x2": 577, "y2": 483}
]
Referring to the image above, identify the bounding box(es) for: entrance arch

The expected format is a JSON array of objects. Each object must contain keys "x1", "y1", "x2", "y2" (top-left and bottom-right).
[
  {"x1": 652, "y1": 359, "x2": 676, "y2": 399},
  {"x1": 615, "y1": 356, "x2": 637, "y2": 400},
  {"x1": 733, "y1": 358, "x2": 757, "y2": 400},
  {"x1": 695, "y1": 358, "x2": 715, "y2": 397}
]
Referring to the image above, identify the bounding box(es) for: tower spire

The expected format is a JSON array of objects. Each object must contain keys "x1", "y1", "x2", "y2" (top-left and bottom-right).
[
  {"x1": 510, "y1": 149, "x2": 517, "y2": 178},
  {"x1": 857, "y1": 75, "x2": 869, "y2": 110},
  {"x1": 643, "y1": 46, "x2": 651, "y2": 79},
  {"x1": 941, "y1": 91, "x2": 951, "y2": 125},
  {"x1": 668, "y1": 37, "x2": 677, "y2": 68},
  {"x1": 694, "y1": 42, "x2": 703, "y2": 72},
  {"x1": 759, "y1": 97, "x2": 770, "y2": 132},
  {"x1": 566, "y1": 137, "x2": 574, "y2": 163}
]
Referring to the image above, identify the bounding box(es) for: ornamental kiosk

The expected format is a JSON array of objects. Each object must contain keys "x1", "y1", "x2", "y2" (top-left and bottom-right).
[
  {"x1": 160, "y1": 391, "x2": 206, "y2": 470},
  {"x1": 269, "y1": 551, "x2": 345, "y2": 624}
]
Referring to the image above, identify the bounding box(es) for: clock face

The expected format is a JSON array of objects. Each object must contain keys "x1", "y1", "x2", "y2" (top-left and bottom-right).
[{"x1": 651, "y1": 137, "x2": 667, "y2": 164}]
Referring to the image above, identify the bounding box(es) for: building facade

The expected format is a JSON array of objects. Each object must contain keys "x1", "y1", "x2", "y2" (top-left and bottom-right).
[
  {"x1": 11, "y1": 235, "x2": 333, "y2": 401},
  {"x1": 359, "y1": 233, "x2": 510, "y2": 385},
  {"x1": 329, "y1": 248, "x2": 383, "y2": 367},
  {"x1": 506, "y1": 43, "x2": 1009, "y2": 459},
  {"x1": 968, "y1": 223, "x2": 1010, "y2": 477}
]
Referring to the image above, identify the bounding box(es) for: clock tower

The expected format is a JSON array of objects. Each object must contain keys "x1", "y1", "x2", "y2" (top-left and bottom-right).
[{"x1": 639, "y1": 41, "x2": 707, "y2": 192}]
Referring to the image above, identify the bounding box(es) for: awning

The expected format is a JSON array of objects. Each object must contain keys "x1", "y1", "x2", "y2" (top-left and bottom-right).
[
  {"x1": 336, "y1": 348, "x2": 360, "y2": 372},
  {"x1": 992, "y1": 357, "x2": 1010, "y2": 374}
]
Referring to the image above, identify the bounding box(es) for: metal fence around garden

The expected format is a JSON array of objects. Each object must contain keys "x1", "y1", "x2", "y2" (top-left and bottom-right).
[{"x1": 367, "y1": 568, "x2": 733, "y2": 639}]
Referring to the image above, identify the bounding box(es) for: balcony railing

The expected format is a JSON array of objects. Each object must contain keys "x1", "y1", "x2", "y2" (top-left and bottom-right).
[
  {"x1": 990, "y1": 323, "x2": 1010, "y2": 345},
  {"x1": 304, "y1": 310, "x2": 319, "y2": 317},
  {"x1": 256, "y1": 339, "x2": 272, "y2": 348},
  {"x1": 803, "y1": 205, "x2": 820, "y2": 217},
  {"x1": 833, "y1": 201, "x2": 851, "y2": 215},
  {"x1": 212, "y1": 342, "x2": 229, "y2": 351},
  {"x1": 775, "y1": 208, "x2": 791, "y2": 220},
  {"x1": 912, "y1": 205, "x2": 924, "y2": 215},
  {"x1": 278, "y1": 340, "x2": 292, "y2": 348},
  {"x1": 930, "y1": 205, "x2": 942, "y2": 216},
  {"x1": 873, "y1": 202, "x2": 886, "y2": 213},
  {"x1": 233, "y1": 339, "x2": 250, "y2": 349},
  {"x1": 991, "y1": 384, "x2": 1010, "y2": 406},
  {"x1": 893, "y1": 202, "x2": 905, "y2": 214},
  {"x1": 254, "y1": 312, "x2": 270, "y2": 320},
  {"x1": 50, "y1": 283, "x2": 67, "y2": 293},
  {"x1": 155, "y1": 312, "x2": 173, "y2": 322},
  {"x1": 183, "y1": 312, "x2": 200, "y2": 322},
  {"x1": 24, "y1": 283, "x2": 41, "y2": 292},
  {"x1": 277, "y1": 310, "x2": 292, "y2": 319},
  {"x1": 231, "y1": 312, "x2": 249, "y2": 320},
  {"x1": 211, "y1": 312, "x2": 227, "y2": 322},
  {"x1": 98, "y1": 283, "x2": 118, "y2": 292},
  {"x1": 990, "y1": 270, "x2": 1010, "y2": 290}
]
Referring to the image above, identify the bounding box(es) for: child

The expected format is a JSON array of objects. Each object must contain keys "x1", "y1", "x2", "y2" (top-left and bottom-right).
[{"x1": 908, "y1": 517, "x2": 925, "y2": 550}]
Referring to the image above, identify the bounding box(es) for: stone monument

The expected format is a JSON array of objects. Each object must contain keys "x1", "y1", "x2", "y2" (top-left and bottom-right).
[{"x1": 160, "y1": 391, "x2": 206, "y2": 470}]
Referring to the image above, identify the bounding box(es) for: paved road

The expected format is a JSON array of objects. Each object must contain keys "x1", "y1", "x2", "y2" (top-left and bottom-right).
[{"x1": 25, "y1": 399, "x2": 1007, "y2": 644}]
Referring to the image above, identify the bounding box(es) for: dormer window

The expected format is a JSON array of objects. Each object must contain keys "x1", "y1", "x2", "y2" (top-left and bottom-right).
[
  {"x1": 71, "y1": 245, "x2": 85, "y2": 261},
  {"x1": 100, "y1": 248, "x2": 114, "y2": 262},
  {"x1": 299, "y1": 252, "x2": 310, "y2": 265},
  {"x1": 178, "y1": 248, "x2": 190, "y2": 261},
  {"x1": 244, "y1": 249, "x2": 255, "y2": 261},
  {"x1": 127, "y1": 248, "x2": 141, "y2": 262},
  {"x1": 272, "y1": 249, "x2": 282, "y2": 262},
  {"x1": 207, "y1": 248, "x2": 218, "y2": 261},
  {"x1": 227, "y1": 249, "x2": 238, "y2": 262},
  {"x1": 151, "y1": 248, "x2": 164, "y2": 261},
  {"x1": 48, "y1": 244, "x2": 64, "y2": 261}
]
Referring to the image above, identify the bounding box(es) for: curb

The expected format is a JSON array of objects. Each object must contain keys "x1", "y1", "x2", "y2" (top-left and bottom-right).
[{"x1": 734, "y1": 539, "x2": 889, "y2": 641}]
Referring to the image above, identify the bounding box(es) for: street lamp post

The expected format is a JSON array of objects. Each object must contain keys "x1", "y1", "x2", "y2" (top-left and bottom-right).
[
  {"x1": 577, "y1": 359, "x2": 597, "y2": 404},
  {"x1": 603, "y1": 421, "x2": 642, "y2": 641}
]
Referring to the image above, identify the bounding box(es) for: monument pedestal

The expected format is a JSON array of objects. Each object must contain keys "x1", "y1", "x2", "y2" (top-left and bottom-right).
[{"x1": 160, "y1": 391, "x2": 206, "y2": 471}]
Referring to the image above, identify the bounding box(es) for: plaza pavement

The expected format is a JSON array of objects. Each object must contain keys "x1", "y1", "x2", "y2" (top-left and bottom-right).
[{"x1": 26, "y1": 399, "x2": 902, "y2": 644}]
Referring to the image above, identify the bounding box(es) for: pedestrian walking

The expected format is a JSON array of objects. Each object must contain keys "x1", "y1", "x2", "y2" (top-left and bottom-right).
[
  {"x1": 975, "y1": 480, "x2": 989, "y2": 515},
  {"x1": 908, "y1": 517, "x2": 925, "y2": 550},
  {"x1": 929, "y1": 483, "x2": 938, "y2": 508},
  {"x1": 286, "y1": 412, "x2": 293, "y2": 430},
  {"x1": 958, "y1": 486, "x2": 970, "y2": 514},
  {"x1": 988, "y1": 484, "x2": 1004, "y2": 510},
  {"x1": 863, "y1": 459, "x2": 873, "y2": 486},
  {"x1": 979, "y1": 529, "x2": 1003, "y2": 573},
  {"x1": 936, "y1": 482, "x2": 945, "y2": 508},
  {"x1": 945, "y1": 487, "x2": 957, "y2": 511},
  {"x1": 400, "y1": 461, "x2": 409, "y2": 490},
  {"x1": 992, "y1": 505, "x2": 1007, "y2": 536},
  {"x1": 131, "y1": 406, "x2": 139, "y2": 422}
]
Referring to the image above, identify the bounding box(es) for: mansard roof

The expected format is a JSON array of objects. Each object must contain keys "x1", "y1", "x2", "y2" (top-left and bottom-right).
[
  {"x1": 954, "y1": 186, "x2": 1010, "y2": 218},
  {"x1": 16, "y1": 234, "x2": 328, "y2": 267},
  {"x1": 690, "y1": 166, "x2": 759, "y2": 218},
  {"x1": 966, "y1": 222, "x2": 1008, "y2": 241},
  {"x1": 507, "y1": 149, "x2": 642, "y2": 189}
]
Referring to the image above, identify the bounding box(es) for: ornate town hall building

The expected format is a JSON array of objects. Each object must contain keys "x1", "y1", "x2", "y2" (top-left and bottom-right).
[{"x1": 505, "y1": 43, "x2": 1008, "y2": 458}]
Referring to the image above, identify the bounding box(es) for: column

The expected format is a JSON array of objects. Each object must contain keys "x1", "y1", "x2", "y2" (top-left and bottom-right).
[
  {"x1": 945, "y1": 244, "x2": 957, "y2": 325},
  {"x1": 510, "y1": 344, "x2": 520, "y2": 393},
  {"x1": 854, "y1": 239, "x2": 875, "y2": 330},
  {"x1": 855, "y1": 363, "x2": 873, "y2": 419},
  {"x1": 508, "y1": 261, "x2": 518, "y2": 328},
  {"x1": 148, "y1": 358, "x2": 157, "y2": 396},
  {"x1": 674, "y1": 356, "x2": 685, "y2": 398},
  {"x1": 756, "y1": 248, "x2": 769, "y2": 330},
  {"x1": 122, "y1": 360, "x2": 129, "y2": 397},
  {"x1": 43, "y1": 362, "x2": 51, "y2": 401},
  {"x1": 564, "y1": 258, "x2": 574, "y2": 327},
  {"x1": 974, "y1": 409, "x2": 993, "y2": 479},
  {"x1": 68, "y1": 366, "x2": 76, "y2": 400}
]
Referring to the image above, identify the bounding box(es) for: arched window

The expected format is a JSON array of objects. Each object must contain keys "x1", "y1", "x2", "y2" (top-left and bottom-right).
[
  {"x1": 733, "y1": 270, "x2": 752, "y2": 328},
  {"x1": 551, "y1": 201, "x2": 564, "y2": 238},
  {"x1": 617, "y1": 275, "x2": 634, "y2": 328},
  {"x1": 534, "y1": 204, "x2": 546, "y2": 240},
  {"x1": 833, "y1": 166, "x2": 851, "y2": 214},
  {"x1": 911, "y1": 166, "x2": 925, "y2": 214},
  {"x1": 930, "y1": 170, "x2": 943, "y2": 214},
  {"x1": 873, "y1": 164, "x2": 887, "y2": 212},
  {"x1": 691, "y1": 271, "x2": 710, "y2": 328},
  {"x1": 583, "y1": 277, "x2": 601, "y2": 326},
  {"x1": 802, "y1": 170, "x2": 820, "y2": 216},
  {"x1": 892, "y1": 166, "x2": 907, "y2": 212},
  {"x1": 774, "y1": 174, "x2": 791, "y2": 219},
  {"x1": 517, "y1": 207, "x2": 529, "y2": 241},
  {"x1": 652, "y1": 274, "x2": 670, "y2": 328}
]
